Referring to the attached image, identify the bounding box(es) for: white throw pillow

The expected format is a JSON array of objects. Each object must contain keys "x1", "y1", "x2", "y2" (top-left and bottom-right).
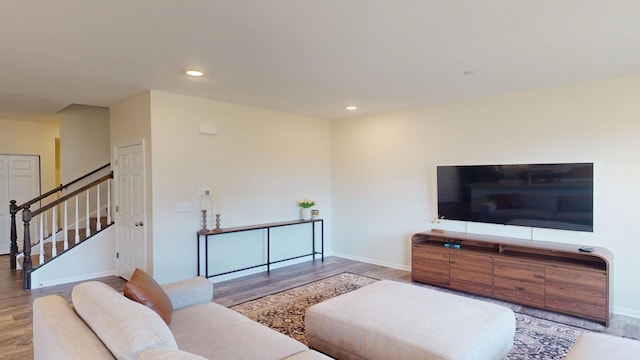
[{"x1": 72, "y1": 281, "x2": 178, "y2": 360}]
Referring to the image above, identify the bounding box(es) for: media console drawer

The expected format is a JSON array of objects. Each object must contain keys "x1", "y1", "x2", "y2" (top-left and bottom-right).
[
  {"x1": 411, "y1": 244, "x2": 449, "y2": 286},
  {"x1": 450, "y1": 252, "x2": 493, "y2": 297},
  {"x1": 494, "y1": 257, "x2": 545, "y2": 283},
  {"x1": 494, "y1": 257, "x2": 545, "y2": 308},
  {"x1": 494, "y1": 277, "x2": 545, "y2": 308},
  {"x1": 411, "y1": 230, "x2": 612, "y2": 326},
  {"x1": 545, "y1": 266, "x2": 607, "y2": 322}
]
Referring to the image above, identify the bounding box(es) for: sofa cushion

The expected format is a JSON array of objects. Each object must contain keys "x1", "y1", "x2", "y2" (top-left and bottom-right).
[
  {"x1": 72, "y1": 281, "x2": 178, "y2": 360},
  {"x1": 125, "y1": 268, "x2": 173, "y2": 325},
  {"x1": 282, "y1": 350, "x2": 334, "y2": 359},
  {"x1": 170, "y1": 301, "x2": 309, "y2": 360},
  {"x1": 139, "y1": 349, "x2": 208, "y2": 360}
]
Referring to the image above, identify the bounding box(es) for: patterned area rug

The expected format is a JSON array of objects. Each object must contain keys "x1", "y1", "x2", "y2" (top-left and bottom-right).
[{"x1": 230, "y1": 273, "x2": 582, "y2": 359}]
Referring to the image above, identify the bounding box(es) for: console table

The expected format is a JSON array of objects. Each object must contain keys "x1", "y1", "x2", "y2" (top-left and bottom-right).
[
  {"x1": 197, "y1": 219, "x2": 324, "y2": 278},
  {"x1": 412, "y1": 230, "x2": 612, "y2": 326}
]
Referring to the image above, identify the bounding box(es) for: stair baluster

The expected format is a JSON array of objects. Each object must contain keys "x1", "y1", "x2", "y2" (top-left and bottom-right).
[
  {"x1": 42, "y1": 199, "x2": 47, "y2": 242},
  {"x1": 9, "y1": 200, "x2": 18, "y2": 270},
  {"x1": 96, "y1": 184, "x2": 101, "y2": 231},
  {"x1": 107, "y1": 179, "x2": 112, "y2": 224},
  {"x1": 74, "y1": 196, "x2": 80, "y2": 245},
  {"x1": 85, "y1": 190, "x2": 90, "y2": 238},
  {"x1": 22, "y1": 206, "x2": 32, "y2": 289},
  {"x1": 51, "y1": 207, "x2": 57, "y2": 257},
  {"x1": 63, "y1": 200, "x2": 69, "y2": 250},
  {"x1": 39, "y1": 211, "x2": 44, "y2": 265}
]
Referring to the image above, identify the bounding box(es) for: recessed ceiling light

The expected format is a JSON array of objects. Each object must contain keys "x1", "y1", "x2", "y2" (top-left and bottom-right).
[
  {"x1": 185, "y1": 69, "x2": 204, "y2": 77},
  {"x1": 346, "y1": 105, "x2": 358, "y2": 111}
]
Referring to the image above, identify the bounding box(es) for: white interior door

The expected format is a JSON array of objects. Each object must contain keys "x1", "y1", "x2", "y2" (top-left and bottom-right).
[
  {"x1": 115, "y1": 143, "x2": 146, "y2": 279},
  {"x1": 0, "y1": 155, "x2": 40, "y2": 255}
]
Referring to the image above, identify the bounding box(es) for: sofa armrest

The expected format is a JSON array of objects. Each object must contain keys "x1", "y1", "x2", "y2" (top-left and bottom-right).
[{"x1": 161, "y1": 277, "x2": 213, "y2": 310}]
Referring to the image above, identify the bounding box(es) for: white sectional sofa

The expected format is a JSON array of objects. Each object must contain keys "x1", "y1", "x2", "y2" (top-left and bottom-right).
[{"x1": 33, "y1": 276, "x2": 331, "y2": 360}]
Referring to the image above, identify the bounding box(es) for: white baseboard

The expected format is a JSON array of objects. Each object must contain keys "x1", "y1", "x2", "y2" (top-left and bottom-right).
[
  {"x1": 28, "y1": 227, "x2": 116, "y2": 289},
  {"x1": 31, "y1": 269, "x2": 116, "y2": 289},
  {"x1": 331, "y1": 251, "x2": 410, "y2": 272},
  {"x1": 209, "y1": 252, "x2": 332, "y2": 284},
  {"x1": 613, "y1": 306, "x2": 640, "y2": 320}
]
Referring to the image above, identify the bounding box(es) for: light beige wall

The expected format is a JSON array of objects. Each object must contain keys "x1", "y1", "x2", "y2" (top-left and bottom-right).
[
  {"x1": 332, "y1": 74, "x2": 640, "y2": 318},
  {"x1": 59, "y1": 104, "x2": 110, "y2": 183},
  {"x1": 149, "y1": 90, "x2": 332, "y2": 283},
  {"x1": 110, "y1": 91, "x2": 153, "y2": 274},
  {"x1": 0, "y1": 118, "x2": 59, "y2": 192}
]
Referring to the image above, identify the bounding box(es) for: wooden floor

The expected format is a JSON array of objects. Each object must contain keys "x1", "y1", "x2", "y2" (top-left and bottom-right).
[
  {"x1": 0, "y1": 255, "x2": 408, "y2": 360},
  {"x1": 212, "y1": 256, "x2": 410, "y2": 307},
  {"x1": 2, "y1": 254, "x2": 639, "y2": 359},
  {"x1": 0, "y1": 255, "x2": 125, "y2": 360}
]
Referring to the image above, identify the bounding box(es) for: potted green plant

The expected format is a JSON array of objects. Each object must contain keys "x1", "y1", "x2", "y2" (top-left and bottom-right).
[{"x1": 297, "y1": 199, "x2": 315, "y2": 221}]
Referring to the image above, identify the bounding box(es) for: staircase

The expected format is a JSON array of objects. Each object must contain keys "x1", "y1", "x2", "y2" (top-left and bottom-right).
[
  {"x1": 17, "y1": 216, "x2": 109, "y2": 270},
  {"x1": 10, "y1": 164, "x2": 114, "y2": 289}
]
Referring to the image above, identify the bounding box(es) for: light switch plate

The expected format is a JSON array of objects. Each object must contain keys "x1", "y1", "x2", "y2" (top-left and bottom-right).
[
  {"x1": 198, "y1": 124, "x2": 218, "y2": 135},
  {"x1": 175, "y1": 202, "x2": 192, "y2": 213}
]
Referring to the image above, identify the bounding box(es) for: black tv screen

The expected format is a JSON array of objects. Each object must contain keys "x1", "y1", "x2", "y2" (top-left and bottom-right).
[{"x1": 437, "y1": 163, "x2": 593, "y2": 232}]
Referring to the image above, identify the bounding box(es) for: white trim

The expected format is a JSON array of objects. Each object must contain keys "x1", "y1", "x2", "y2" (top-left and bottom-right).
[
  {"x1": 330, "y1": 251, "x2": 410, "y2": 272},
  {"x1": 30, "y1": 270, "x2": 116, "y2": 289},
  {"x1": 613, "y1": 306, "x2": 640, "y2": 320},
  {"x1": 210, "y1": 253, "x2": 331, "y2": 283},
  {"x1": 28, "y1": 226, "x2": 116, "y2": 288}
]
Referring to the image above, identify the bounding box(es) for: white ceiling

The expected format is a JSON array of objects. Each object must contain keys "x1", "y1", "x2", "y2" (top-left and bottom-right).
[{"x1": 2, "y1": 0, "x2": 640, "y2": 122}]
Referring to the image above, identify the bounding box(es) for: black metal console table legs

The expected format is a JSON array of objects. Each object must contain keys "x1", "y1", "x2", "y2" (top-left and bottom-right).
[{"x1": 197, "y1": 219, "x2": 324, "y2": 278}]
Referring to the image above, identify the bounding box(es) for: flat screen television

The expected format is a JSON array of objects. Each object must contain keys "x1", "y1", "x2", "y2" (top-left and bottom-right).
[{"x1": 437, "y1": 163, "x2": 593, "y2": 232}]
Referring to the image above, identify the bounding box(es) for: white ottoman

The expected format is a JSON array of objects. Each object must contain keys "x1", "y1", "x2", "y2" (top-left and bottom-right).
[
  {"x1": 306, "y1": 280, "x2": 515, "y2": 360},
  {"x1": 565, "y1": 332, "x2": 640, "y2": 360}
]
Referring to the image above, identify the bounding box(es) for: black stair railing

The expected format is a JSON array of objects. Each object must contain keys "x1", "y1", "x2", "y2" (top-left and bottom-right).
[
  {"x1": 19, "y1": 171, "x2": 113, "y2": 289},
  {"x1": 9, "y1": 163, "x2": 110, "y2": 270}
]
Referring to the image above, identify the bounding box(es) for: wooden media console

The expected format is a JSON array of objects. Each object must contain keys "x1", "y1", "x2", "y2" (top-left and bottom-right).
[{"x1": 411, "y1": 230, "x2": 612, "y2": 326}]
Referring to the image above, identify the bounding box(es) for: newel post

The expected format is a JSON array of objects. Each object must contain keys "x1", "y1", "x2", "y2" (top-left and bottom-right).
[
  {"x1": 9, "y1": 200, "x2": 18, "y2": 270},
  {"x1": 22, "y1": 205, "x2": 33, "y2": 289}
]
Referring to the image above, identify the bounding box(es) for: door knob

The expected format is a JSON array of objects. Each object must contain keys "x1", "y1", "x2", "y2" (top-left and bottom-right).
[{"x1": 135, "y1": 222, "x2": 144, "y2": 227}]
